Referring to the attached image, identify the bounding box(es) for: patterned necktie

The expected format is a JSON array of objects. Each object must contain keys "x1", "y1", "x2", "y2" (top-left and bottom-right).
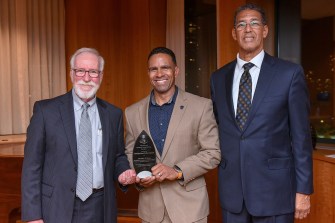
[
  {"x1": 76, "y1": 103, "x2": 93, "y2": 201},
  {"x1": 236, "y1": 62, "x2": 254, "y2": 130}
]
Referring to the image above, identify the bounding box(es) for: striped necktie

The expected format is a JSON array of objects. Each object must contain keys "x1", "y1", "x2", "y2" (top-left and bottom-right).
[{"x1": 76, "y1": 103, "x2": 93, "y2": 201}]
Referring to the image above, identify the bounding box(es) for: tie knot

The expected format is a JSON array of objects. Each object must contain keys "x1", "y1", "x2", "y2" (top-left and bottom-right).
[
  {"x1": 243, "y1": 62, "x2": 254, "y2": 71},
  {"x1": 82, "y1": 103, "x2": 90, "y2": 111}
]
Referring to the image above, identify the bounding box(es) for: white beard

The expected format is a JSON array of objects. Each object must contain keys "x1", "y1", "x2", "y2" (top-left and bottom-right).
[{"x1": 74, "y1": 80, "x2": 100, "y2": 100}]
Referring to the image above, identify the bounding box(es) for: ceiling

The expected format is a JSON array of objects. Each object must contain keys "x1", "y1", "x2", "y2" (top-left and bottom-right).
[{"x1": 301, "y1": 0, "x2": 335, "y2": 19}]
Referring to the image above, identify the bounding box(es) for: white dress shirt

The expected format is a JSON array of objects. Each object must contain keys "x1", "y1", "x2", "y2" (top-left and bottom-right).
[{"x1": 232, "y1": 50, "x2": 265, "y2": 115}]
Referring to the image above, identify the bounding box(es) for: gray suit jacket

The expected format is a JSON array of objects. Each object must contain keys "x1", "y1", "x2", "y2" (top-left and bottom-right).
[
  {"x1": 21, "y1": 91, "x2": 130, "y2": 223},
  {"x1": 125, "y1": 89, "x2": 221, "y2": 223}
]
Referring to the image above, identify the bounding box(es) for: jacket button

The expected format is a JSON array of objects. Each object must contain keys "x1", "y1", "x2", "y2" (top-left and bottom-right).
[
  {"x1": 74, "y1": 167, "x2": 77, "y2": 172},
  {"x1": 71, "y1": 188, "x2": 75, "y2": 193}
]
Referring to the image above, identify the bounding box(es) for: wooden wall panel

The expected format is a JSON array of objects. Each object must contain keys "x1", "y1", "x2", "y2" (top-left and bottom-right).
[
  {"x1": 216, "y1": 0, "x2": 245, "y2": 67},
  {"x1": 65, "y1": 0, "x2": 166, "y2": 110},
  {"x1": 294, "y1": 149, "x2": 335, "y2": 223},
  {"x1": 205, "y1": 168, "x2": 221, "y2": 223},
  {"x1": 0, "y1": 143, "x2": 23, "y2": 223}
]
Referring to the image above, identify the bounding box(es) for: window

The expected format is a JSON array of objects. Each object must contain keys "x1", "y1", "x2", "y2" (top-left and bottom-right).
[
  {"x1": 277, "y1": 0, "x2": 335, "y2": 144},
  {"x1": 184, "y1": 0, "x2": 216, "y2": 98},
  {"x1": 301, "y1": 2, "x2": 335, "y2": 143}
]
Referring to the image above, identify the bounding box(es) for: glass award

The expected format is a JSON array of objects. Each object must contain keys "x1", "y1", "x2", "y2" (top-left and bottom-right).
[{"x1": 133, "y1": 130, "x2": 156, "y2": 178}]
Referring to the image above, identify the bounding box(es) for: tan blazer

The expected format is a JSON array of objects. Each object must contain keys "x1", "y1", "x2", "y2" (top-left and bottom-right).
[{"x1": 125, "y1": 89, "x2": 221, "y2": 223}]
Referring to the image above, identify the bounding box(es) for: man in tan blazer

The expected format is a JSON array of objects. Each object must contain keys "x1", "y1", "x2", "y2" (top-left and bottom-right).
[{"x1": 125, "y1": 47, "x2": 221, "y2": 223}]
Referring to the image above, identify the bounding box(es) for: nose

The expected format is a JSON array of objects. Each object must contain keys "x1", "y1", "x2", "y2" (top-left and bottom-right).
[
  {"x1": 157, "y1": 69, "x2": 164, "y2": 76},
  {"x1": 244, "y1": 23, "x2": 252, "y2": 32},
  {"x1": 83, "y1": 71, "x2": 91, "y2": 82}
]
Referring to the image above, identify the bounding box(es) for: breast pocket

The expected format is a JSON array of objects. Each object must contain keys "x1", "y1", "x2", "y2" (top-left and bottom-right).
[{"x1": 96, "y1": 127, "x2": 103, "y2": 154}]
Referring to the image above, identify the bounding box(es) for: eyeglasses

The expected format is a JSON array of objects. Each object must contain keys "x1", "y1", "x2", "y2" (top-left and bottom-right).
[
  {"x1": 235, "y1": 20, "x2": 263, "y2": 31},
  {"x1": 72, "y1": 68, "x2": 101, "y2": 78}
]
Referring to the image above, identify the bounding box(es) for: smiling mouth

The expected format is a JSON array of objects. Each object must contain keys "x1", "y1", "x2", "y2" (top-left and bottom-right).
[
  {"x1": 155, "y1": 79, "x2": 168, "y2": 84},
  {"x1": 244, "y1": 36, "x2": 254, "y2": 41}
]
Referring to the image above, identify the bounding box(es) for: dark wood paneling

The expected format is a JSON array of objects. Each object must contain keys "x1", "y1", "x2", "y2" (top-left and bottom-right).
[
  {"x1": 216, "y1": 0, "x2": 244, "y2": 67},
  {"x1": 295, "y1": 148, "x2": 335, "y2": 223},
  {"x1": 0, "y1": 144, "x2": 23, "y2": 223},
  {"x1": 65, "y1": 0, "x2": 166, "y2": 110}
]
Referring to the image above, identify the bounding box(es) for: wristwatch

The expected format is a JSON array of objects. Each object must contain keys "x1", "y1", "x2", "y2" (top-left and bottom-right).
[{"x1": 173, "y1": 165, "x2": 184, "y2": 180}]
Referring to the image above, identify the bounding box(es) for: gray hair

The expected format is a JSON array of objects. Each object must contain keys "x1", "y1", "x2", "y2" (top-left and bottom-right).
[
  {"x1": 70, "y1": 47, "x2": 105, "y2": 71},
  {"x1": 234, "y1": 3, "x2": 267, "y2": 27}
]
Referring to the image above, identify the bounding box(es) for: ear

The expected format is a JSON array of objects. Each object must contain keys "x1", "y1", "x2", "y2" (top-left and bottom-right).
[
  {"x1": 232, "y1": 28, "x2": 237, "y2": 40},
  {"x1": 70, "y1": 70, "x2": 74, "y2": 83},
  {"x1": 174, "y1": 66, "x2": 179, "y2": 78},
  {"x1": 99, "y1": 72, "x2": 104, "y2": 83},
  {"x1": 263, "y1": 25, "x2": 269, "y2": 38}
]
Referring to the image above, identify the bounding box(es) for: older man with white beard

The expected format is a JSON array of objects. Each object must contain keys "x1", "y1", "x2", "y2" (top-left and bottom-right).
[{"x1": 21, "y1": 47, "x2": 136, "y2": 223}]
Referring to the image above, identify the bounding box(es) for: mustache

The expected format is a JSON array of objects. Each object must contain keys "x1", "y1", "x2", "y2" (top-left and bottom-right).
[{"x1": 76, "y1": 80, "x2": 97, "y2": 87}]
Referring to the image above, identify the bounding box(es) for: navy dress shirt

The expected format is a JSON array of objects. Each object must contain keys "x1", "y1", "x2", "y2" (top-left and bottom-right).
[{"x1": 149, "y1": 88, "x2": 178, "y2": 155}]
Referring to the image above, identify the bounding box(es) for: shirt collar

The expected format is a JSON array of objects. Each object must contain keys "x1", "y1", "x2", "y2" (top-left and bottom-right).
[
  {"x1": 150, "y1": 86, "x2": 179, "y2": 106},
  {"x1": 236, "y1": 50, "x2": 265, "y2": 70},
  {"x1": 72, "y1": 89, "x2": 97, "y2": 111}
]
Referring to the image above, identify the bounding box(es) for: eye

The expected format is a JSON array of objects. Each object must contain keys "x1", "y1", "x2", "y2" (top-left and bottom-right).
[
  {"x1": 236, "y1": 22, "x2": 246, "y2": 29},
  {"x1": 161, "y1": 66, "x2": 171, "y2": 72},
  {"x1": 149, "y1": 67, "x2": 158, "y2": 73},
  {"x1": 250, "y1": 20, "x2": 261, "y2": 28},
  {"x1": 89, "y1": 70, "x2": 99, "y2": 74},
  {"x1": 77, "y1": 69, "x2": 85, "y2": 74}
]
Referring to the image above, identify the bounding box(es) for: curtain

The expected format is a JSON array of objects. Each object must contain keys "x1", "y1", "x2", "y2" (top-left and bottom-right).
[
  {"x1": 0, "y1": 0, "x2": 66, "y2": 135},
  {"x1": 166, "y1": 0, "x2": 185, "y2": 90}
]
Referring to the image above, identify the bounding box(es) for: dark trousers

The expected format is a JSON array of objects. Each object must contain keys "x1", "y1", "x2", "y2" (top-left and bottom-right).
[
  {"x1": 72, "y1": 190, "x2": 104, "y2": 223},
  {"x1": 222, "y1": 203, "x2": 294, "y2": 223}
]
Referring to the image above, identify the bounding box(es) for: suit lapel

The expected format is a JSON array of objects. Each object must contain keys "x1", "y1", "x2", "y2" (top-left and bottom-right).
[
  {"x1": 138, "y1": 97, "x2": 151, "y2": 136},
  {"x1": 97, "y1": 99, "x2": 109, "y2": 169},
  {"x1": 244, "y1": 54, "x2": 275, "y2": 130},
  {"x1": 160, "y1": 90, "x2": 187, "y2": 161},
  {"x1": 136, "y1": 96, "x2": 162, "y2": 161},
  {"x1": 225, "y1": 62, "x2": 238, "y2": 128},
  {"x1": 59, "y1": 92, "x2": 78, "y2": 165}
]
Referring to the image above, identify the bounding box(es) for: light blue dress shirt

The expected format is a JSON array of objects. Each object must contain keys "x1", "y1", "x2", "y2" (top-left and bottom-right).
[{"x1": 72, "y1": 89, "x2": 104, "y2": 189}]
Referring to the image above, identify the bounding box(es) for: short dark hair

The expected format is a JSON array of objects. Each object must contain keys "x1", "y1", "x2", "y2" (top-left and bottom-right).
[
  {"x1": 148, "y1": 47, "x2": 177, "y2": 65},
  {"x1": 234, "y1": 3, "x2": 267, "y2": 27}
]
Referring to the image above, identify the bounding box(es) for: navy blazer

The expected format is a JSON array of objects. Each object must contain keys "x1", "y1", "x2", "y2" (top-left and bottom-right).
[
  {"x1": 210, "y1": 53, "x2": 313, "y2": 216},
  {"x1": 21, "y1": 91, "x2": 130, "y2": 223}
]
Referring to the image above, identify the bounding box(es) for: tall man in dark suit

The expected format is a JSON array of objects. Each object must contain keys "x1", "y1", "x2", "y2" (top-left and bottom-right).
[
  {"x1": 21, "y1": 48, "x2": 136, "y2": 223},
  {"x1": 210, "y1": 4, "x2": 313, "y2": 223}
]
